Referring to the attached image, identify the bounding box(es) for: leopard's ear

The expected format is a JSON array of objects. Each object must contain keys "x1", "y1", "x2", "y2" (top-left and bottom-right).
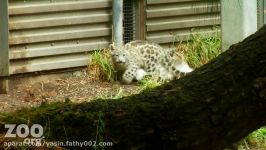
[{"x1": 109, "y1": 43, "x2": 116, "y2": 52}]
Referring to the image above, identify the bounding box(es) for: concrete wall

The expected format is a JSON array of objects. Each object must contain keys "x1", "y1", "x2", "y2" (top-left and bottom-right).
[{"x1": 221, "y1": 0, "x2": 257, "y2": 51}]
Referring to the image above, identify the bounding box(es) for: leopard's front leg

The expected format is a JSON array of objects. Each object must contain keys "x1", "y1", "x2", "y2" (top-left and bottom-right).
[{"x1": 122, "y1": 66, "x2": 138, "y2": 84}]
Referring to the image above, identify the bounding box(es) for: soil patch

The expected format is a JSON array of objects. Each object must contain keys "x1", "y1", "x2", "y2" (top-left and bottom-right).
[{"x1": 0, "y1": 71, "x2": 141, "y2": 112}]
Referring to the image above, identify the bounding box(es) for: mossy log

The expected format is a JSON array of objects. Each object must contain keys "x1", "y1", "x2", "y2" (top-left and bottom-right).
[{"x1": 1, "y1": 26, "x2": 266, "y2": 150}]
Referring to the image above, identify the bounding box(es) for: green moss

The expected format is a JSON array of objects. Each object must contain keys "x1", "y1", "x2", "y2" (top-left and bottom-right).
[
  {"x1": 238, "y1": 127, "x2": 266, "y2": 150},
  {"x1": 0, "y1": 102, "x2": 103, "y2": 142}
]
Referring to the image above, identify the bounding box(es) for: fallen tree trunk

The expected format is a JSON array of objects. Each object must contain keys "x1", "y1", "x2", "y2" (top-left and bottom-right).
[{"x1": 1, "y1": 26, "x2": 266, "y2": 150}]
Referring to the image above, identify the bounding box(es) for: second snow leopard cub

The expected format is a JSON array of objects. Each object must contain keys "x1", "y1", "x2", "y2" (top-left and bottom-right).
[{"x1": 110, "y1": 40, "x2": 193, "y2": 84}]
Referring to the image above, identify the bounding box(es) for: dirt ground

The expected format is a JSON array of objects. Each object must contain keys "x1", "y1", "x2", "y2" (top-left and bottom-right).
[{"x1": 0, "y1": 70, "x2": 140, "y2": 112}]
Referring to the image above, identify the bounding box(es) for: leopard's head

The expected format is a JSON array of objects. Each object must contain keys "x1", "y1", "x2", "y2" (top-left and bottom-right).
[{"x1": 109, "y1": 43, "x2": 130, "y2": 67}]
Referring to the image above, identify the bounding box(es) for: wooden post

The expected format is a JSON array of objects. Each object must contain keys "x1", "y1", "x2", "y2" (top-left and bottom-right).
[
  {"x1": 135, "y1": 0, "x2": 146, "y2": 40},
  {"x1": 0, "y1": 0, "x2": 9, "y2": 94},
  {"x1": 112, "y1": 0, "x2": 123, "y2": 46}
]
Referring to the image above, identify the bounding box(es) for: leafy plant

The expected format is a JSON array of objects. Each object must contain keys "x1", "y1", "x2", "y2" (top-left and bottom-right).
[
  {"x1": 111, "y1": 87, "x2": 125, "y2": 99},
  {"x1": 238, "y1": 127, "x2": 266, "y2": 150},
  {"x1": 138, "y1": 77, "x2": 163, "y2": 91},
  {"x1": 88, "y1": 50, "x2": 115, "y2": 82},
  {"x1": 174, "y1": 28, "x2": 222, "y2": 68},
  {"x1": 94, "y1": 112, "x2": 105, "y2": 150}
]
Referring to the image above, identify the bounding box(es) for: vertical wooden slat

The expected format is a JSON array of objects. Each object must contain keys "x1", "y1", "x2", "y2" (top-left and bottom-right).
[
  {"x1": 135, "y1": 0, "x2": 146, "y2": 40},
  {"x1": 0, "y1": 0, "x2": 9, "y2": 93}
]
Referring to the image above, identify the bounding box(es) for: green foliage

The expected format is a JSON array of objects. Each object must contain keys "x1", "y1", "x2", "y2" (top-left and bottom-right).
[
  {"x1": 0, "y1": 101, "x2": 112, "y2": 149},
  {"x1": 138, "y1": 77, "x2": 163, "y2": 91},
  {"x1": 111, "y1": 87, "x2": 125, "y2": 99},
  {"x1": 238, "y1": 127, "x2": 266, "y2": 150},
  {"x1": 96, "y1": 87, "x2": 126, "y2": 100},
  {"x1": 94, "y1": 112, "x2": 105, "y2": 150},
  {"x1": 175, "y1": 29, "x2": 222, "y2": 68},
  {"x1": 89, "y1": 50, "x2": 115, "y2": 82}
]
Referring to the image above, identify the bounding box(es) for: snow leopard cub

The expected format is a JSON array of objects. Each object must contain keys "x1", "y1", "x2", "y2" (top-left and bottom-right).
[{"x1": 110, "y1": 40, "x2": 193, "y2": 84}]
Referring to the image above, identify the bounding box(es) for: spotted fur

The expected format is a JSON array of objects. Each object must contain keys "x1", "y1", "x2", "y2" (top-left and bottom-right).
[{"x1": 110, "y1": 40, "x2": 193, "y2": 84}]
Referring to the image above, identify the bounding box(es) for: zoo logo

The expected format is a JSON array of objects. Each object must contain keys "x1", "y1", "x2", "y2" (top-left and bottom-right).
[{"x1": 4, "y1": 124, "x2": 43, "y2": 138}]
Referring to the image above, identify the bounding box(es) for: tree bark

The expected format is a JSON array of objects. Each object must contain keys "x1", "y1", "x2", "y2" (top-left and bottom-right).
[{"x1": 1, "y1": 26, "x2": 266, "y2": 150}]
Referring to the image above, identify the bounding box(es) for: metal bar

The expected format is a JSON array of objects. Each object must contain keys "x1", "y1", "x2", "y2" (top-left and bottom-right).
[
  {"x1": 10, "y1": 39, "x2": 110, "y2": 59},
  {"x1": 147, "y1": 0, "x2": 198, "y2": 4},
  {"x1": 10, "y1": 54, "x2": 89, "y2": 74},
  {"x1": 0, "y1": 0, "x2": 9, "y2": 93},
  {"x1": 147, "y1": 30, "x2": 217, "y2": 44},
  {"x1": 9, "y1": 26, "x2": 111, "y2": 45},
  {"x1": 147, "y1": 5, "x2": 220, "y2": 18},
  {"x1": 112, "y1": 0, "x2": 123, "y2": 45},
  {"x1": 9, "y1": 12, "x2": 111, "y2": 30},
  {"x1": 146, "y1": 17, "x2": 220, "y2": 31},
  {"x1": 9, "y1": 0, "x2": 112, "y2": 15}
]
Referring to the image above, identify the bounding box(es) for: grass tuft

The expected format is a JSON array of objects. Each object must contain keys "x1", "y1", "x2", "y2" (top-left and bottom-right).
[
  {"x1": 138, "y1": 77, "x2": 163, "y2": 91},
  {"x1": 238, "y1": 127, "x2": 266, "y2": 150},
  {"x1": 88, "y1": 49, "x2": 115, "y2": 82},
  {"x1": 175, "y1": 29, "x2": 222, "y2": 68}
]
